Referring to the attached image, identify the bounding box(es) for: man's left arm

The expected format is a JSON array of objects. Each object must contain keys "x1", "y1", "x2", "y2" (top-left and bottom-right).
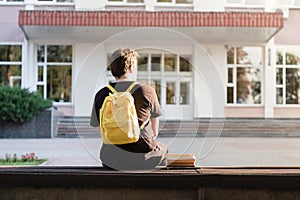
[{"x1": 151, "y1": 117, "x2": 159, "y2": 139}]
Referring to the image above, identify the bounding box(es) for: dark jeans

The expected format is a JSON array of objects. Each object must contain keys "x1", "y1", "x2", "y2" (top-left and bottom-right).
[{"x1": 100, "y1": 142, "x2": 167, "y2": 170}]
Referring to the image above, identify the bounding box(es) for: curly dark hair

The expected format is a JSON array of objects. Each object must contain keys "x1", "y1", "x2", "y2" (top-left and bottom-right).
[{"x1": 110, "y1": 48, "x2": 139, "y2": 78}]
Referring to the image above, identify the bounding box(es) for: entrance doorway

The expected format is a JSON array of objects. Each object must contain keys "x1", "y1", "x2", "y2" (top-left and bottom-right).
[{"x1": 137, "y1": 50, "x2": 193, "y2": 120}]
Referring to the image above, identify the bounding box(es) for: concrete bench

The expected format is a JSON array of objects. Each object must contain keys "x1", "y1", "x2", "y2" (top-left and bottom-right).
[{"x1": 1, "y1": 167, "x2": 300, "y2": 199}]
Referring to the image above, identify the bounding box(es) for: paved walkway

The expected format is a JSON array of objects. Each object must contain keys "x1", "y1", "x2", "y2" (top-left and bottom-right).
[{"x1": 1, "y1": 137, "x2": 300, "y2": 167}]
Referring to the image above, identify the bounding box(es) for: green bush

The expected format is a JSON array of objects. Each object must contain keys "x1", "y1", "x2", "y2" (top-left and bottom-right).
[{"x1": 0, "y1": 86, "x2": 52, "y2": 123}]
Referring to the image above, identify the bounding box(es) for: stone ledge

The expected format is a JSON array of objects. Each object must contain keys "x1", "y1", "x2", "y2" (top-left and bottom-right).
[
  {"x1": 2, "y1": 167, "x2": 300, "y2": 200},
  {"x1": 1, "y1": 167, "x2": 300, "y2": 190},
  {"x1": 0, "y1": 108, "x2": 61, "y2": 138}
]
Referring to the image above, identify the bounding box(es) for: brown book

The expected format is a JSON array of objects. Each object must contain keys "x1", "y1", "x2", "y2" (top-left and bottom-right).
[{"x1": 166, "y1": 153, "x2": 196, "y2": 167}]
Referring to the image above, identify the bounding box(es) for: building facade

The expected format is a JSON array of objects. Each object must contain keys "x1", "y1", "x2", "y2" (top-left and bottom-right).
[{"x1": 1, "y1": 0, "x2": 299, "y2": 120}]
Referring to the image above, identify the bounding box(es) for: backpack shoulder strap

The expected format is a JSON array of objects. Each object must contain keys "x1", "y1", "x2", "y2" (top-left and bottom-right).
[
  {"x1": 107, "y1": 84, "x2": 116, "y2": 94},
  {"x1": 124, "y1": 81, "x2": 150, "y2": 129},
  {"x1": 126, "y1": 82, "x2": 138, "y2": 93}
]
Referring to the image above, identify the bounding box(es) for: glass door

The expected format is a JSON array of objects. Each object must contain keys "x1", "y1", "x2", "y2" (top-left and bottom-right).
[{"x1": 162, "y1": 78, "x2": 193, "y2": 120}]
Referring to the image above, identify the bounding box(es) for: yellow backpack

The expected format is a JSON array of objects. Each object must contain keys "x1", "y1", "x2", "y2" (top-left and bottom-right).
[{"x1": 99, "y1": 82, "x2": 147, "y2": 144}]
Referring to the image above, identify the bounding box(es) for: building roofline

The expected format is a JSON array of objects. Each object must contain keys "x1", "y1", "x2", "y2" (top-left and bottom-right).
[{"x1": 19, "y1": 10, "x2": 284, "y2": 28}]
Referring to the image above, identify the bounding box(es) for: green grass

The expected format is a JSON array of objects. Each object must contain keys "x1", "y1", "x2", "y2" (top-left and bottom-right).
[{"x1": 0, "y1": 159, "x2": 47, "y2": 166}]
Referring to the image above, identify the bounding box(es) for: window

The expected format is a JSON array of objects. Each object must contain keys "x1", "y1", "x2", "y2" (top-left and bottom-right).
[
  {"x1": 0, "y1": 45, "x2": 22, "y2": 87},
  {"x1": 0, "y1": 0, "x2": 24, "y2": 2},
  {"x1": 138, "y1": 52, "x2": 192, "y2": 105},
  {"x1": 151, "y1": 54, "x2": 161, "y2": 72},
  {"x1": 180, "y1": 82, "x2": 189, "y2": 104},
  {"x1": 166, "y1": 82, "x2": 176, "y2": 104},
  {"x1": 276, "y1": 47, "x2": 300, "y2": 105},
  {"x1": 226, "y1": 46, "x2": 262, "y2": 104},
  {"x1": 137, "y1": 54, "x2": 148, "y2": 71},
  {"x1": 37, "y1": 45, "x2": 72, "y2": 103},
  {"x1": 157, "y1": 0, "x2": 193, "y2": 3},
  {"x1": 180, "y1": 55, "x2": 192, "y2": 72},
  {"x1": 107, "y1": 0, "x2": 144, "y2": 3},
  {"x1": 226, "y1": 0, "x2": 264, "y2": 6},
  {"x1": 157, "y1": 0, "x2": 193, "y2": 4},
  {"x1": 37, "y1": 0, "x2": 74, "y2": 3},
  {"x1": 5, "y1": 0, "x2": 73, "y2": 5}
]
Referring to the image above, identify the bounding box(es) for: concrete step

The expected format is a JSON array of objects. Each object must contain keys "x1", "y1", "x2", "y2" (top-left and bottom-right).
[{"x1": 55, "y1": 117, "x2": 300, "y2": 138}]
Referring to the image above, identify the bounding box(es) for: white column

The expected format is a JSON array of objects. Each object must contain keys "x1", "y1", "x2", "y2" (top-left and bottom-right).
[
  {"x1": 21, "y1": 39, "x2": 28, "y2": 89},
  {"x1": 22, "y1": 39, "x2": 36, "y2": 92},
  {"x1": 264, "y1": 39, "x2": 275, "y2": 118},
  {"x1": 264, "y1": 0, "x2": 274, "y2": 12},
  {"x1": 24, "y1": 0, "x2": 37, "y2": 10}
]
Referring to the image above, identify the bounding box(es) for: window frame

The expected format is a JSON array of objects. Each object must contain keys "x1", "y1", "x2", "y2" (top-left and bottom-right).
[
  {"x1": 156, "y1": 0, "x2": 193, "y2": 5},
  {"x1": 0, "y1": 43, "x2": 23, "y2": 87},
  {"x1": 106, "y1": 0, "x2": 145, "y2": 5},
  {"x1": 0, "y1": 0, "x2": 25, "y2": 5},
  {"x1": 225, "y1": 0, "x2": 300, "y2": 9},
  {"x1": 0, "y1": 0, "x2": 75, "y2": 4},
  {"x1": 225, "y1": 0, "x2": 265, "y2": 7},
  {"x1": 36, "y1": 44, "x2": 73, "y2": 104},
  {"x1": 107, "y1": 51, "x2": 193, "y2": 78},
  {"x1": 36, "y1": 0, "x2": 74, "y2": 4},
  {"x1": 275, "y1": 46, "x2": 300, "y2": 106},
  {"x1": 226, "y1": 45, "x2": 264, "y2": 106}
]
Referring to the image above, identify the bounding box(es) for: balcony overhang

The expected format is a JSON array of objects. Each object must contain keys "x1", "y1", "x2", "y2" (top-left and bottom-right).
[{"x1": 19, "y1": 11, "x2": 284, "y2": 43}]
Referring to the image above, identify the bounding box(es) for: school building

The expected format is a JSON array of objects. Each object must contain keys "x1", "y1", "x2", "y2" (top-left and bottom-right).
[{"x1": 1, "y1": 0, "x2": 300, "y2": 120}]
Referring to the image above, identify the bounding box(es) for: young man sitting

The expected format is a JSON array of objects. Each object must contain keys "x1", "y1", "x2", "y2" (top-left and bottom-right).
[{"x1": 90, "y1": 48, "x2": 167, "y2": 170}]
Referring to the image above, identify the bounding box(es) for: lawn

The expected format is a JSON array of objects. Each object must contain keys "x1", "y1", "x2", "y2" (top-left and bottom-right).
[
  {"x1": 0, "y1": 159, "x2": 47, "y2": 166},
  {"x1": 0, "y1": 153, "x2": 46, "y2": 166}
]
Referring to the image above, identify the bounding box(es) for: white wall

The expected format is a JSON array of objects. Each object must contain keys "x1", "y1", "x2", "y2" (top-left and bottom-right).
[
  {"x1": 72, "y1": 32, "x2": 228, "y2": 118},
  {"x1": 73, "y1": 27, "x2": 196, "y2": 117},
  {"x1": 145, "y1": 0, "x2": 155, "y2": 11},
  {"x1": 193, "y1": 44, "x2": 226, "y2": 118},
  {"x1": 0, "y1": 6, "x2": 25, "y2": 42},
  {"x1": 194, "y1": 0, "x2": 226, "y2": 11},
  {"x1": 73, "y1": 42, "x2": 227, "y2": 118},
  {"x1": 73, "y1": 43, "x2": 108, "y2": 116},
  {"x1": 75, "y1": 0, "x2": 227, "y2": 12},
  {"x1": 75, "y1": 0, "x2": 105, "y2": 10}
]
